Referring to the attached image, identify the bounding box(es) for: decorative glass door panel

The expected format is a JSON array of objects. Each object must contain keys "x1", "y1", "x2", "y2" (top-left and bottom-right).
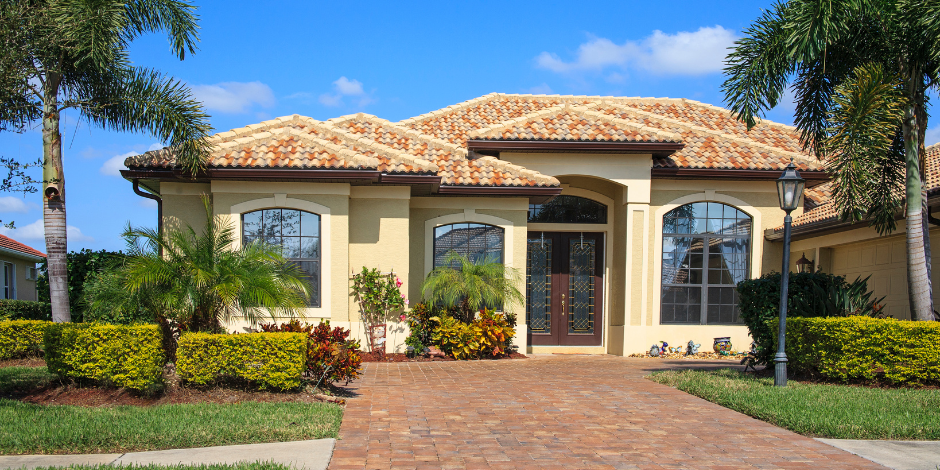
[{"x1": 526, "y1": 232, "x2": 603, "y2": 346}]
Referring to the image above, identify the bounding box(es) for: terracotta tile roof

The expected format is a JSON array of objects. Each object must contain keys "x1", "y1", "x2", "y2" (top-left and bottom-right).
[
  {"x1": 0, "y1": 234, "x2": 45, "y2": 259},
  {"x1": 329, "y1": 114, "x2": 558, "y2": 187},
  {"x1": 465, "y1": 103, "x2": 681, "y2": 143},
  {"x1": 787, "y1": 143, "x2": 940, "y2": 229}
]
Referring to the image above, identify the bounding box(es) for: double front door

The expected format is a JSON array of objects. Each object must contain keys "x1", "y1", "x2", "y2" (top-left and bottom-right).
[{"x1": 526, "y1": 232, "x2": 604, "y2": 346}]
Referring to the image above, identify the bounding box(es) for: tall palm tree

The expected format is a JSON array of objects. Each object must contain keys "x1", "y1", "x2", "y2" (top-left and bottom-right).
[
  {"x1": 421, "y1": 252, "x2": 524, "y2": 323},
  {"x1": 723, "y1": 0, "x2": 940, "y2": 321},
  {"x1": 106, "y1": 198, "x2": 312, "y2": 332},
  {"x1": 0, "y1": 0, "x2": 212, "y2": 322}
]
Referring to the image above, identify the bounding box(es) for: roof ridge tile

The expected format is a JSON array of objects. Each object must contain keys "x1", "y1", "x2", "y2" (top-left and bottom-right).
[{"x1": 398, "y1": 93, "x2": 501, "y2": 126}]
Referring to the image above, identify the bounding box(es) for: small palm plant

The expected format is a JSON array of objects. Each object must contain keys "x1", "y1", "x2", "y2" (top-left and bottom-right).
[
  {"x1": 420, "y1": 252, "x2": 524, "y2": 323},
  {"x1": 88, "y1": 198, "x2": 310, "y2": 334}
]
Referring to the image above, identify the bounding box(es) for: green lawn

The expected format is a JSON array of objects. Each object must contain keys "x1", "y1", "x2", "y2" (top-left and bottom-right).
[
  {"x1": 0, "y1": 367, "x2": 344, "y2": 455},
  {"x1": 649, "y1": 368, "x2": 940, "y2": 440}
]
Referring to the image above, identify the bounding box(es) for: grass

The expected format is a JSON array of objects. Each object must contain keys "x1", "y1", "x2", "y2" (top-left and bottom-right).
[
  {"x1": 0, "y1": 366, "x2": 58, "y2": 395},
  {"x1": 649, "y1": 368, "x2": 940, "y2": 440},
  {"x1": 34, "y1": 464, "x2": 292, "y2": 470}
]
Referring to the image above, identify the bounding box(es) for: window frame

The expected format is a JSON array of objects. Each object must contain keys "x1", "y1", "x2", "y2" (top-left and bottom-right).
[
  {"x1": 432, "y1": 222, "x2": 505, "y2": 269},
  {"x1": 241, "y1": 208, "x2": 322, "y2": 308},
  {"x1": 659, "y1": 202, "x2": 751, "y2": 325}
]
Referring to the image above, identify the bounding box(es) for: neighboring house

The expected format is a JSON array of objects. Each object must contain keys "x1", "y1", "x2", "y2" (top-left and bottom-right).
[
  {"x1": 122, "y1": 92, "x2": 926, "y2": 355},
  {"x1": 0, "y1": 234, "x2": 46, "y2": 302}
]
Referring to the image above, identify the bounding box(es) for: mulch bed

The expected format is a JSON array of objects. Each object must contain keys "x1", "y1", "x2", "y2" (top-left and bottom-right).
[
  {"x1": 1, "y1": 361, "x2": 351, "y2": 407},
  {"x1": 361, "y1": 352, "x2": 528, "y2": 362},
  {"x1": 0, "y1": 357, "x2": 46, "y2": 368}
]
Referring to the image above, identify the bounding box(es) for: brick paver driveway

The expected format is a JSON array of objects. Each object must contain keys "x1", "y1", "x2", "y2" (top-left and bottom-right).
[{"x1": 329, "y1": 355, "x2": 883, "y2": 469}]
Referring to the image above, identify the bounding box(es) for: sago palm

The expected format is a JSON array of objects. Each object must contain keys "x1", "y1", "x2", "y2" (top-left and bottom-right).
[
  {"x1": 0, "y1": 0, "x2": 212, "y2": 322},
  {"x1": 106, "y1": 198, "x2": 311, "y2": 332},
  {"x1": 722, "y1": 0, "x2": 940, "y2": 320},
  {"x1": 421, "y1": 252, "x2": 524, "y2": 323}
]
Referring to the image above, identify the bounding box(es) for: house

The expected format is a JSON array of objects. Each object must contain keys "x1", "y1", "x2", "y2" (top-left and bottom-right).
[
  {"x1": 121, "y1": 93, "x2": 936, "y2": 355},
  {"x1": 0, "y1": 234, "x2": 45, "y2": 302}
]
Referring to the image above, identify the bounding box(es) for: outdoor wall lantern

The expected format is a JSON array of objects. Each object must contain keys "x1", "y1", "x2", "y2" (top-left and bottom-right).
[
  {"x1": 795, "y1": 253, "x2": 815, "y2": 274},
  {"x1": 774, "y1": 161, "x2": 805, "y2": 388}
]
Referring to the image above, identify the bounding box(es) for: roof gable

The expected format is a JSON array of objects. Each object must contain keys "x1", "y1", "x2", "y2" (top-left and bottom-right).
[{"x1": 0, "y1": 235, "x2": 46, "y2": 260}]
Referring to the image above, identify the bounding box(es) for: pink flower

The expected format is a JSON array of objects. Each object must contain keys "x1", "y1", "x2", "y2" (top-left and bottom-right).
[
  {"x1": 395, "y1": 277, "x2": 403, "y2": 287},
  {"x1": 404, "y1": 298, "x2": 410, "y2": 306},
  {"x1": 400, "y1": 314, "x2": 407, "y2": 322}
]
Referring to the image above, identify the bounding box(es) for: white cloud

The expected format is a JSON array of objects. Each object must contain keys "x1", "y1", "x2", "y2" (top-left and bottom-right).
[
  {"x1": 526, "y1": 83, "x2": 554, "y2": 94},
  {"x1": 190, "y1": 81, "x2": 276, "y2": 114},
  {"x1": 536, "y1": 26, "x2": 738, "y2": 76},
  {"x1": 318, "y1": 77, "x2": 374, "y2": 108},
  {"x1": 0, "y1": 219, "x2": 94, "y2": 243},
  {"x1": 0, "y1": 197, "x2": 31, "y2": 213},
  {"x1": 139, "y1": 198, "x2": 158, "y2": 209},
  {"x1": 100, "y1": 151, "x2": 137, "y2": 177},
  {"x1": 926, "y1": 125, "x2": 940, "y2": 147}
]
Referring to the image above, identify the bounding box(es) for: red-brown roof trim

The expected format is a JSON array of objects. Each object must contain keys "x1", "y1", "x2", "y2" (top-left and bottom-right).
[
  {"x1": 466, "y1": 139, "x2": 684, "y2": 156},
  {"x1": 652, "y1": 167, "x2": 829, "y2": 183}
]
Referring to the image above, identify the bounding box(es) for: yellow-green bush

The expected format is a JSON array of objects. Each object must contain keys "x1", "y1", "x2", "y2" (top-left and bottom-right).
[
  {"x1": 43, "y1": 323, "x2": 165, "y2": 392},
  {"x1": 774, "y1": 317, "x2": 940, "y2": 385},
  {"x1": 176, "y1": 332, "x2": 307, "y2": 391},
  {"x1": 0, "y1": 320, "x2": 52, "y2": 359},
  {"x1": 432, "y1": 310, "x2": 516, "y2": 360}
]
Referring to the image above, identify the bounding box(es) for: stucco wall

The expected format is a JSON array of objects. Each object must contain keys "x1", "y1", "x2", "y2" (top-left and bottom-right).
[
  {"x1": 0, "y1": 254, "x2": 38, "y2": 301},
  {"x1": 790, "y1": 223, "x2": 940, "y2": 321}
]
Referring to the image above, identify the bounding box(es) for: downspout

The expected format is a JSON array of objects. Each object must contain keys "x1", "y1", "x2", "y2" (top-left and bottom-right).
[{"x1": 132, "y1": 179, "x2": 163, "y2": 241}]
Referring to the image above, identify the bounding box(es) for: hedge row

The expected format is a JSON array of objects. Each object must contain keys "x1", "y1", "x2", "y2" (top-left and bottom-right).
[
  {"x1": 0, "y1": 300, "x2": 52, "y2": 321},
  {"x1": 0, "y1": 320, "x2": 50, "y2": 359},
  {"x1": 176, "y1": 332, "x2": 307, "y2": 391},
  {"x1": 44, "y1": 323, "x2": 165, "y2": 392},
  {"x1": 775, "y1": 317, "x2": 940, "y2": 386}
]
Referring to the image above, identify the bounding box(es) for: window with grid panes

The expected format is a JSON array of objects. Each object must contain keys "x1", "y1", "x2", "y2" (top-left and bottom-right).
[
  {"x1": 433, "y1": 223, "x2": 504, "y2": 268},
  {"x1": 660, "y1": 202, "x2": 750, "y2": 324},
  {"x1": 242, "y1": 209, "x2": 321, "y2": 307}
]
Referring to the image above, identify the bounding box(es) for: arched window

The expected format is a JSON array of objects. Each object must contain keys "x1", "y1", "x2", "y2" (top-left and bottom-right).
[
  {"x1": 433, "y1": 223, "x2": 504, "y2": 268},
  {"x1": 242, "y1": 208, "x2": 321, "y2": 307},
  {"x1": 528, "y1": 195, "x2": 607, "y2": 224},
  {"x1": 661, "y1": 202, "x2": 750, "y2": 324}
]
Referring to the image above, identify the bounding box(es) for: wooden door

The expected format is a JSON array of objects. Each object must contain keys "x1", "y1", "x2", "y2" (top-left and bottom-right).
[{"x1": 526, "y1": 232, "x2": 604, "y2": 346}]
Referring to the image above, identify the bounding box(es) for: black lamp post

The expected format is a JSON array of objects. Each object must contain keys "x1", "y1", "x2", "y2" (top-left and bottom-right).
[{"x1": 775, "y1": 161, "x2": 805, "y2": 387}]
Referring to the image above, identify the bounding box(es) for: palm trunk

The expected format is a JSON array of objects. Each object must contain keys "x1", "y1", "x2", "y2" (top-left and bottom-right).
[
  {"x1": 902, "y1": 98, "x2": 934, "y2": 321},
  {"x1": 42, "y1": 73, "x2": 70, "y2": 323}
]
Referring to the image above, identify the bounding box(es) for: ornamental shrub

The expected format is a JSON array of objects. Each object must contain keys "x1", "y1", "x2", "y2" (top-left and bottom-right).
[
  {"x1": 259, "y1": 320, "x2": 363, "y2": 386},
  {"x1": 773, "y1": 317, "x2": 940, "y2": 386},
  {"x1": 431, "y1": 309, "x2": 516, "y2": 360},
  {"x1": 176, "y1": 332, "x2": 307, "y2": 391},
  {"x1": 0, "y1": 320, "x2": 51, "y2": 359},
  {"x1": 432, "y1": 314, "x2": 475, "y2": 359},
  {"x1": 737, "y1": 271, "x2": 882, "y2": 365},
  {"x1": 43, "y1": 323, "x2": 165, "y2": 392},
  {"x1": 0, "y1": 300, "x2": 52, "y2": 321},
  {"x1": 404, "y1": 302, "x2": 445, "y2": 353}
]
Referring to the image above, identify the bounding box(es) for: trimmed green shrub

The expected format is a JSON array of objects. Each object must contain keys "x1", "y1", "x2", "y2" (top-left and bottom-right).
[
  {"x1": 43, "y1": 323, "x2": 165, "y2": 392},
  {"x1": 0, "y1": 320, "x2": 52, "y2": 359},
  {"x1": 176, "y1": 332, "x2": 307, "y2": 391},
  {"x1": 774, "y1": 317, "x2": 940, "y2": 386},
  {"x1": 0, "y1": 300, "x2": 52, "y2": 321},
  {"x1": 737, "y1": 271, "x2": 882, "y2": 365}
]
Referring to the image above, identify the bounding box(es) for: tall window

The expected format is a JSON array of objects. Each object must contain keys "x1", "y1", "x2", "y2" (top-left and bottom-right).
[
  {"x1": 242, "y1": 209, "x2": 321, "y2": 307},
  {"x1": 661, "y1": 202, "x2": 751, "y2": 324},
  {"x1": 2, "y1": 263, "x2": 14, "y2": 300},
  {"x1": 433, "y1": 223, "x2": 504, "y2": 268}
]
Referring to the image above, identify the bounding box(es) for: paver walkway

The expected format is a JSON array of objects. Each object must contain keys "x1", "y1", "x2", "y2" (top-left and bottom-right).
[{"x1": 329, "y1": 355, "x2": 885, "y2": 470}]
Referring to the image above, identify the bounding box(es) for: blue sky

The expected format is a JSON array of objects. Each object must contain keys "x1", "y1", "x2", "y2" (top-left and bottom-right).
[{"x1": 1, "y1": 0, "x2": 937, "y2": 252}]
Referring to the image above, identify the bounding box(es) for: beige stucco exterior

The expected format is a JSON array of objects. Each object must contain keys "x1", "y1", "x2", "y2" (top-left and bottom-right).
[
  {"x1": 0, "y1": 253, "x2": 39, "y2": 301},
  {"x1": 156, "y1": 148, "x2": 924, "y2": 357}
]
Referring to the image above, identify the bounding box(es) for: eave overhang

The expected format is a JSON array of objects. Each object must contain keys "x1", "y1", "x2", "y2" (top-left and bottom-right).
[
  {"x1": 437, "y1": 185, "x2": 562, "y2": 204},
  {"x1": 466, "y1": 139, "x2": 684, "y2": 157},
  {"x1": 652, "y1": 168, "x2": 829, "y2": 187}
]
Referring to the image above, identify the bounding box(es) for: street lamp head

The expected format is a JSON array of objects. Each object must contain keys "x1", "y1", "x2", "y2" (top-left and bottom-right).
[
  {"x1": 776, "y1": 162, "x2": 805, "y2": 213},
  {"x1": 795, "y1": 252, "x2": 814, "y2": 273}
]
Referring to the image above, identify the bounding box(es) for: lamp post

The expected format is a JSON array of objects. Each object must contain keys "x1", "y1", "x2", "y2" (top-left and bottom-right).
[{"x1": 775, "y1": 161, "x2": 805, "y2": 387}]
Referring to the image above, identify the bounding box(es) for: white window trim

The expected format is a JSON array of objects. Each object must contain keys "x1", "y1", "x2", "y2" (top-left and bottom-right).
[
  {"x1": 229, "y1": 196, "x2": 332, "y2": 317},
  {"x1": 652, "y1": 192, "x2": 762, "y2": 325},
  {"x1": 424, "y1": 209, "x2": 514, "y2": 277}
]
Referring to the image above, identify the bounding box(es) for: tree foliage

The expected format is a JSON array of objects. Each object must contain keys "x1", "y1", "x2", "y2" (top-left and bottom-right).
[
  {"x1": 36, "y1": 248, "x2": 125, "y2": 322},
  {"x1": 420, "y1": 252, "x2": 524, "y2": 324}
]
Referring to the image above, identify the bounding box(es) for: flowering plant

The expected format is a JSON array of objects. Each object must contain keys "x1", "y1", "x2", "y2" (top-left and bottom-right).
[{"x1": 350, "y1": 267, "x2": 406, "y2": 354}]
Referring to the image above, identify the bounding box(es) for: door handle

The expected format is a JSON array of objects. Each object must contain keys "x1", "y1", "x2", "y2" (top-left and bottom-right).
[{"x1": 561, "y1": 293, "x2": 566, "y2": 314}]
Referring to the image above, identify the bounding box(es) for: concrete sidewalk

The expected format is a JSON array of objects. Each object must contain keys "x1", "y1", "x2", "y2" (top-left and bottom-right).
[
  {"x1": 818, "y1": 439, "x2": 940, "y2": 470},
  {"x1": 0, "y1": 439, "x2": 335, "y2": 470}
]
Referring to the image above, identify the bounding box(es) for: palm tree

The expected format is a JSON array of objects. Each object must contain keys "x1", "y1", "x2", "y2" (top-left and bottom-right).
[
  {"x1": 722, "y1": 0, "x2": 940, "y2": 321},
  {"x1": 88, "y1": 198, "x2": 311, "y2": 333},
  {"x1": 0, "y1": 0, "x2": 212, "y2": 322},
  {"x1": 421, "y1": 252, "x2": 524, "y2": 323}
]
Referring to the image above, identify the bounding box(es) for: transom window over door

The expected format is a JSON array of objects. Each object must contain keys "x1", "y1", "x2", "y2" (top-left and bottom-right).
[
  {"x1": 661, "y1": 202, "x2": 751, "y2": 324},
  {"x1": 242, "y1": 208, "x2": 321, "y2": 307},
  {"x1": 433, "y1": 223, "x2": 504, "y2": 268}
]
